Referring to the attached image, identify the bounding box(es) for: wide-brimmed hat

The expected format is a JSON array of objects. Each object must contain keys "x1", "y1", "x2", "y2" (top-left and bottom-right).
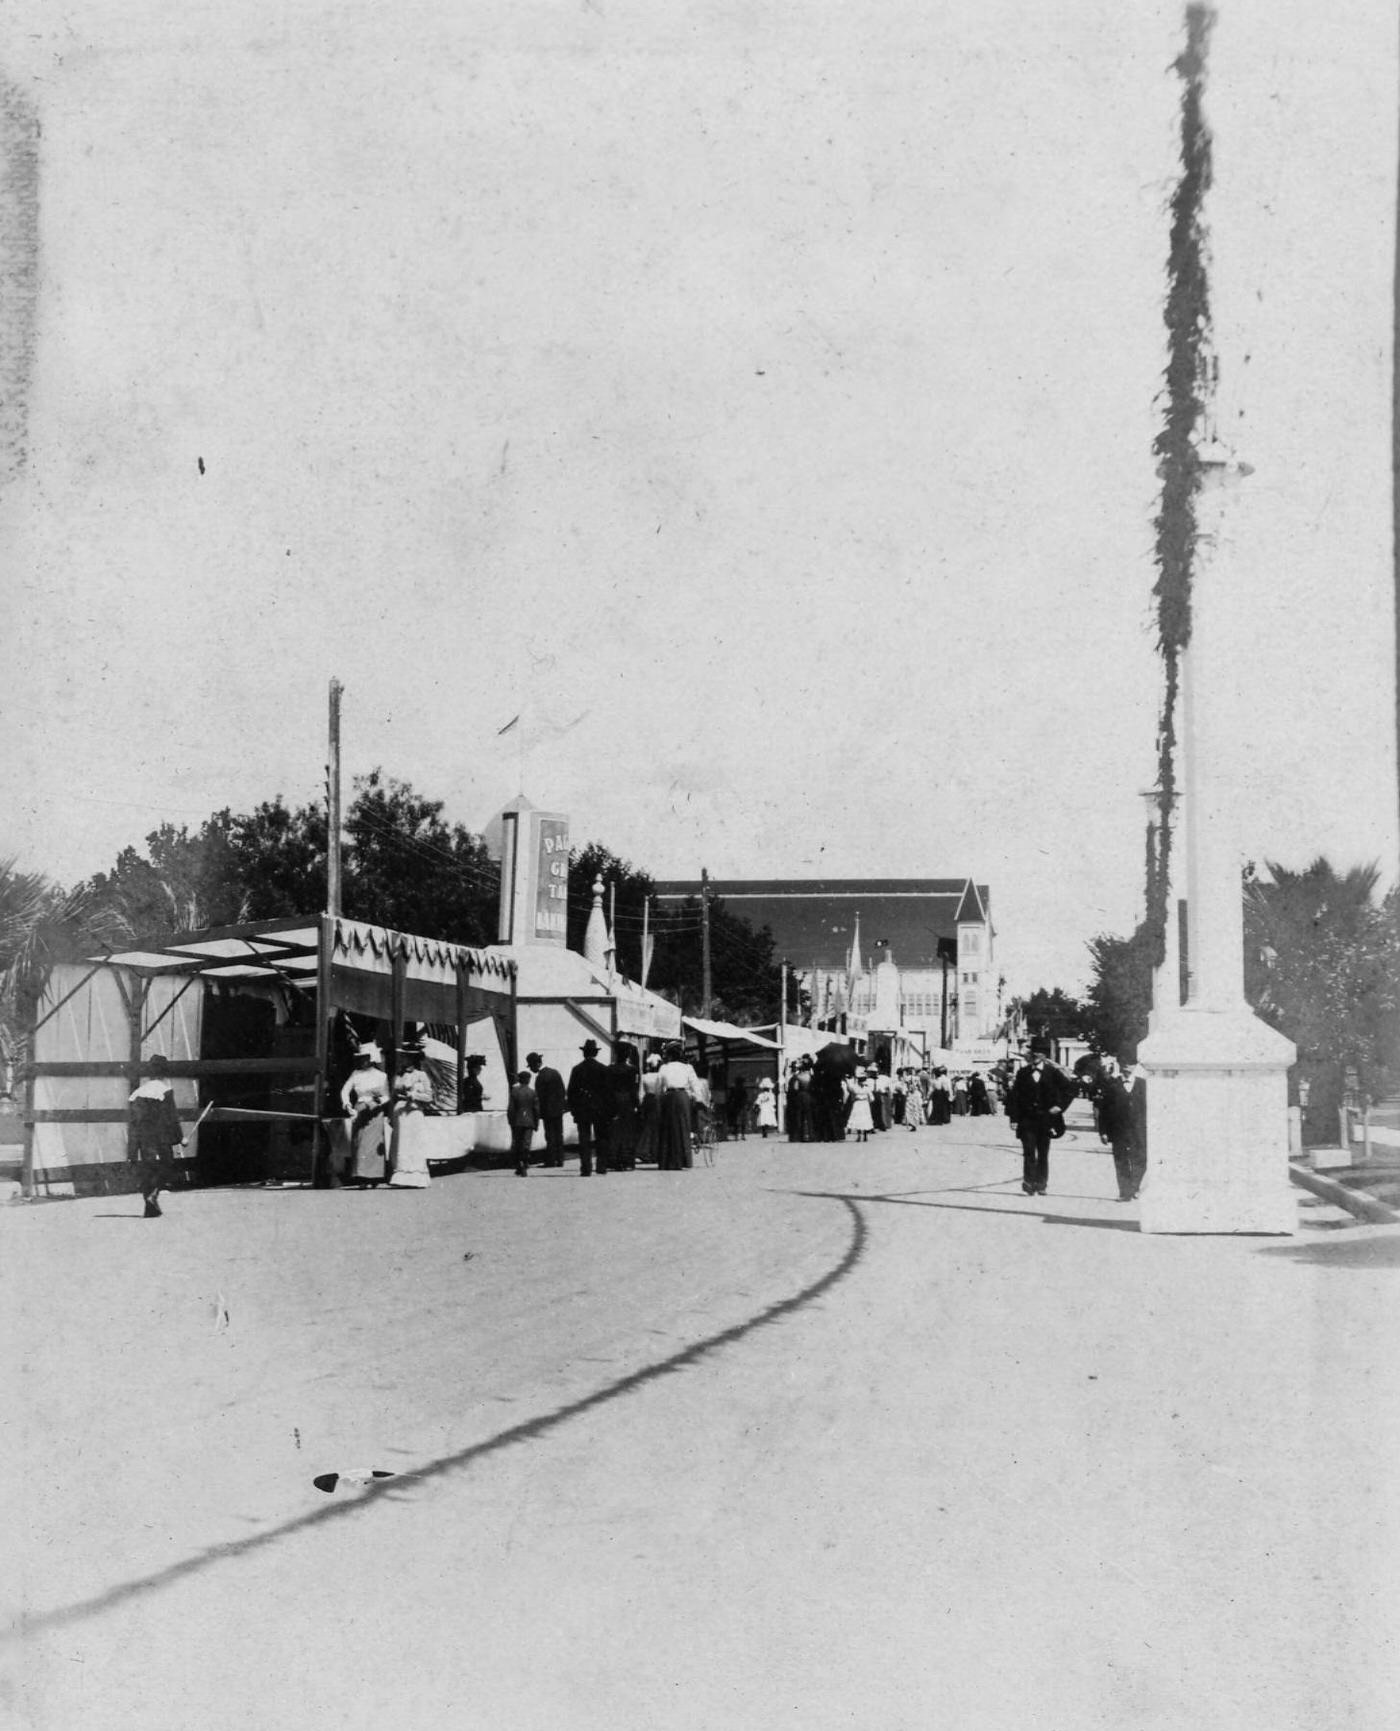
[
  {"x1": 465, "y1": 1052, "x2": 486, "y2": 1068},
  {"x1": 581, "y1": 1039, "x2": 600, "y2": 1056},
  {"x1": 354, "y1": 1044, "x2": 382, "y2": 1064},
  {"x1": 645, "y1": 1054, "x2": 662, "y2": 1070}
]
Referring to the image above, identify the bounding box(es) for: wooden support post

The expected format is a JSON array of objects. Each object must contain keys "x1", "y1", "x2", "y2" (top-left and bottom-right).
[
  {"x1": 507, "y1": 960, "x2": 519, "y2": 1075},
  {"x1": 20, "y1": 988, "x2": 37, "y2": 1199},
  {"x1": 312, "y1": 915, "x2": 333, "y2": 1187},
  {"x1": 123, "y1": 974, "x2": 148, "y2": 1197},
  {"x1": 455, "y1": 964, "x2": 469, "y2": 1112},
  {"x1": 701, "y1": 867, "x2": 712, "y2": 1019},
  {"x1": 388, "y1": 944, "x2": 407, "y2": 1097},
  {"x1": 327, "y1": 678, "x2": 343, "y2": 919},
  {"x1": 778, "y1": 959, "x2": 788, "y2": 1134}
]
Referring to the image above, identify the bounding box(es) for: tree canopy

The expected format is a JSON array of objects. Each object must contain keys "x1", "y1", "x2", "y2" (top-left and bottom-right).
[{"x1": 28, "y1": 778, "x2": 787, "y2": 1034}]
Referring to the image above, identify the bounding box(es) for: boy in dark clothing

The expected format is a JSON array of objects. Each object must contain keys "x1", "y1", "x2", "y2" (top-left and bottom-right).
[
  {"x1": 129, "y1": 1054, "x2": 185, "y2": 1217},
  {"x1": 508, "y1": 1070, "x2": 540, "y2": 1177}
]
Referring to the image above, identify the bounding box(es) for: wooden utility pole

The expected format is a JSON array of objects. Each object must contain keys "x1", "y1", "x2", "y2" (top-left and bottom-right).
[
  {"x1": 314, "y1": 676, "x2": 343, "y2": 1187},
  {"x1": 700, "y1": 868, "x2": 713, "y2": 1018},
  {"x1": 326, "y1": 678, "x2": 343, "y2": 919}
]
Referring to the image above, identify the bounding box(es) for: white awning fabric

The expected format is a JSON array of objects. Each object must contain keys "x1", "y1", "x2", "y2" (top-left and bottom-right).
[{"x1": 682, "y1": 1016, "x2": 781, "y2": 1050}]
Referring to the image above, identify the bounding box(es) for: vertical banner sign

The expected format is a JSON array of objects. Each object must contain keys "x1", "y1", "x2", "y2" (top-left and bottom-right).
[{"x1": 534, "y1": 818, "x2": 569, "y2": 943}]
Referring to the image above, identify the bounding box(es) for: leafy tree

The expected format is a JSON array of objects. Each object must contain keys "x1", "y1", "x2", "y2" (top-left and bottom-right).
[
  {"x1": 87, "y1": 815, "x2": 249, "y2": 936},
  {"x1": 1083, "y1": 924, "x2": 1158, "y2": 1063},
  {"x1": 565, "y1": 841, "x2": 655, "y2": 978},
  {"x1": 228, "y1": 797, "x2": 327, "y2": 919},
  {"x1": 85, "y1": 772, "x2": 499, "y2": 948},
  {"x1": 648, "y1": 893, "x2": 784, "y2": 1025},
  {"x1": 1015, "y1": 986, "x2": 1093, "y2": 1044},
  {"x1": 341, "y1": 771, "x2": 498, "y2": 945}
]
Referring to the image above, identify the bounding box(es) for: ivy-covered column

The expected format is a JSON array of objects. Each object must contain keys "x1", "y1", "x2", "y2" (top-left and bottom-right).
[{"x1": 1136, "y1": 4, "x2": 1295, "y2": 1234}]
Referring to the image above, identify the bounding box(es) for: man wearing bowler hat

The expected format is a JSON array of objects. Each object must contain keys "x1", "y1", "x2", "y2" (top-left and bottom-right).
[
  {"x1": 526, "y1": 1051, "x2": 567, "y2": 1167},
  {"x1": 1007, "y1": 1040, "x2": 1073, "y2": 1196},
  {"x1": 566, "y1": 1039, "x2": 615, "y2": 1176}
]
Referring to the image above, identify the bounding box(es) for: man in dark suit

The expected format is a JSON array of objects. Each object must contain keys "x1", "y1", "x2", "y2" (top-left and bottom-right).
[
  {"x1": 566, "y1": 1039, "x2": 615, "y2": 1177},
  {"x1": 526, "y1": 1051, "x2": 567, "y2": 1167},
  {"x1": 1007, "y1": 1045, "x2": 1072, "y2": 1196},
  {"x1": 1096, "y1": 1055, "x2": 1147, "y2": 1201}
]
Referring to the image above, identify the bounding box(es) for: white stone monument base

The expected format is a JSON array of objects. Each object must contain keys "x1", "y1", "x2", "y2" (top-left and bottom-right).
[{"x1": 1138, "y1": 1004, "x2": 1297, "y2": 1235}]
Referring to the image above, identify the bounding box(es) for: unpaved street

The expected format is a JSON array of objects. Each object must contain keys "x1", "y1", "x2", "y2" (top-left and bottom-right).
[{"x1": 5, "y1": 1111, "x2": 1399, "y2": 1730}]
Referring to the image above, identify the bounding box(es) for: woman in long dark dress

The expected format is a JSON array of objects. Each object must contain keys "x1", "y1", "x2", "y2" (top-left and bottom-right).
[
  {"x1": 655, "y1": 1041, "x2": 701, "y2": 1170},
  {"x1": 609, "y1": 1043, "x2": 642, "y2": 1170},
  {"x1": 635, "y1": 1054, "x2": 662, "y2": 1163},
  {"x1": 786, "y1": 1059, "x2": 814, "y2": 1142},
  {"x1": 929, "y1": 1068, "x2": 952, "y2": 1125}
]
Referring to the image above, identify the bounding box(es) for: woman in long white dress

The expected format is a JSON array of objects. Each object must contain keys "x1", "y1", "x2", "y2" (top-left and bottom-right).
[
  {"x1": 388, "y1": 1046, "x2": 434, "y2": 1189},
  {"x1": 341, "y1": 1046, "x2": 390, "y2": 1184},
  {"x1": 845, "y1": 1070, "x2": 875, "y2": 1144},
  {"x1": 755, "y1": 1076, "x2": 778, "y2": 1137}
]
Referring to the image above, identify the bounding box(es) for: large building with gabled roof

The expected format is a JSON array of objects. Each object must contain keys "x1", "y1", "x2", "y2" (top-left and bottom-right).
[{"x1": 652, "y1": 877, "x2": 1000, "y2": 1047}]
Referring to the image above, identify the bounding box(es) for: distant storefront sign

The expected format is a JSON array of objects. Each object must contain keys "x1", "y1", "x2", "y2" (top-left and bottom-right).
[{"x1": 535, "y1": 818, "x2": 569, "y2": 942}]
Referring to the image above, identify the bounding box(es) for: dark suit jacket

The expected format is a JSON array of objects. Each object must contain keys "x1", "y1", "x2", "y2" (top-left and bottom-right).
[
  {"x1": 567, "y1": 1056, "x2": 615, "y2": 1123},
  {"x1": 1097, "y1": 1076, "x2": 1135, "y2": 1145},
  {"x1": 507, "y1": 1081, "x2": 541, "y2": 1130},
  {"x1": 1008, "y1": 1064, "x2": 1071, "y2": 1131},
  {"x1": 532, "y1": 1065, "x2": 567, "y2": 1118},
  {"x1": 1127, "y1": 1075, "x2": 1148, "y2": 1151}
]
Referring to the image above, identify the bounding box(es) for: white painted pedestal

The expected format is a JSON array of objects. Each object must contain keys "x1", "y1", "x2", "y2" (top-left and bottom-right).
[{"x1": 1138, "y1": 1004, "x2": 1297, "y2": 1235}]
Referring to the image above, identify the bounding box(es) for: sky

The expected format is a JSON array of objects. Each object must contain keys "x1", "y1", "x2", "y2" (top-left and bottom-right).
[{"x1": 1, "y1": 1, "x2": 1396, "y2": 996}]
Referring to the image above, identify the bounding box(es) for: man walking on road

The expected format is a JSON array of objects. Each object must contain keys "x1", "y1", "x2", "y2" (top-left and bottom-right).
[
  {"x1": 1007, "y1": 1044, "x2": 1072, "y2": 1196},
  {"x1": 526, "y1": 1051, "x2": 567, "y2": 1167},
  {"x1": 567, "y1": 1039, "x2": 615, "y2": 1177},
  {"x1": 1096, "y1": 1055, "x2": 1147, "y2": 1202}
]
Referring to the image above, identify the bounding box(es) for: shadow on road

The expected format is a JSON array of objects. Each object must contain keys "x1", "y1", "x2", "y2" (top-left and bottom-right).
[
  {"x1": 788, "y1": 1189, "x2": 1140, "y2": 1233},
  {"x1": 3, "y1": 1195, "x2": 869, "y2": 1646},
  {"x1": 1256, "y1": 1232, "x2": 1400, "y2": 1269}
]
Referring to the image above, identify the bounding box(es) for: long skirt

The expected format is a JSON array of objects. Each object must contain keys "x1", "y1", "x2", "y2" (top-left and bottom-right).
[
  {"x1": 656, "y1": 1089, "x2": 694, "y2": 1170},
  {"x1": 611, "y1": 1096, "x2": 640, "y2": 1170},
  {"x1": 929, "y1": 1093, "x2": 951, "y2": 1126},
  {"x1": 389, "y1": 1106, "x2": 431, "y2": 1188},
  {"x1": 786, "y1": 1091, "x2": 813, "y2": 1142},
  {"x1": 635, "y1": 1090, "x2": 660, "y2": 1163},
  {"x1": 756, "y1": 1092, "x2": 777, "y2": 1130},
  {"x1": 350, "y1": 1111, "x2": 388, "y2": 1182}
]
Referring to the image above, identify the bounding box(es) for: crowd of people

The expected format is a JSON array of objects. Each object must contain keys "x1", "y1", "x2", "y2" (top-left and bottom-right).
[
  {"x1": 779, "y1": 1059, "x2": 1001, "y2": 1142},
  {"x1": 131, "y1": 1030, "x2": 1148, "y2": 1212}
]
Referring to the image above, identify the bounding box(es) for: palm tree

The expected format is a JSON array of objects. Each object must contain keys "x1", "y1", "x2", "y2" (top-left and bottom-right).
[
  {"x1": 0, "y1": 859, "x2": 126, "y2": 1096},
  {"x1": 1244, "y1": 857, "x2": 1397, "y2": 1122}
]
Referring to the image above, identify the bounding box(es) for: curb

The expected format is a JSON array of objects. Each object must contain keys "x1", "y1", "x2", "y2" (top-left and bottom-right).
[{"x1": 1289, "y1": 1160, "x2": 1400, "y2": 1226}]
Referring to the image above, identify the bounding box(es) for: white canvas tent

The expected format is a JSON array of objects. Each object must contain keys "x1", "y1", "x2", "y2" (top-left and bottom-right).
[{"x1": 24, "y1": 915, "x2": 515, "y2": 1196}]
